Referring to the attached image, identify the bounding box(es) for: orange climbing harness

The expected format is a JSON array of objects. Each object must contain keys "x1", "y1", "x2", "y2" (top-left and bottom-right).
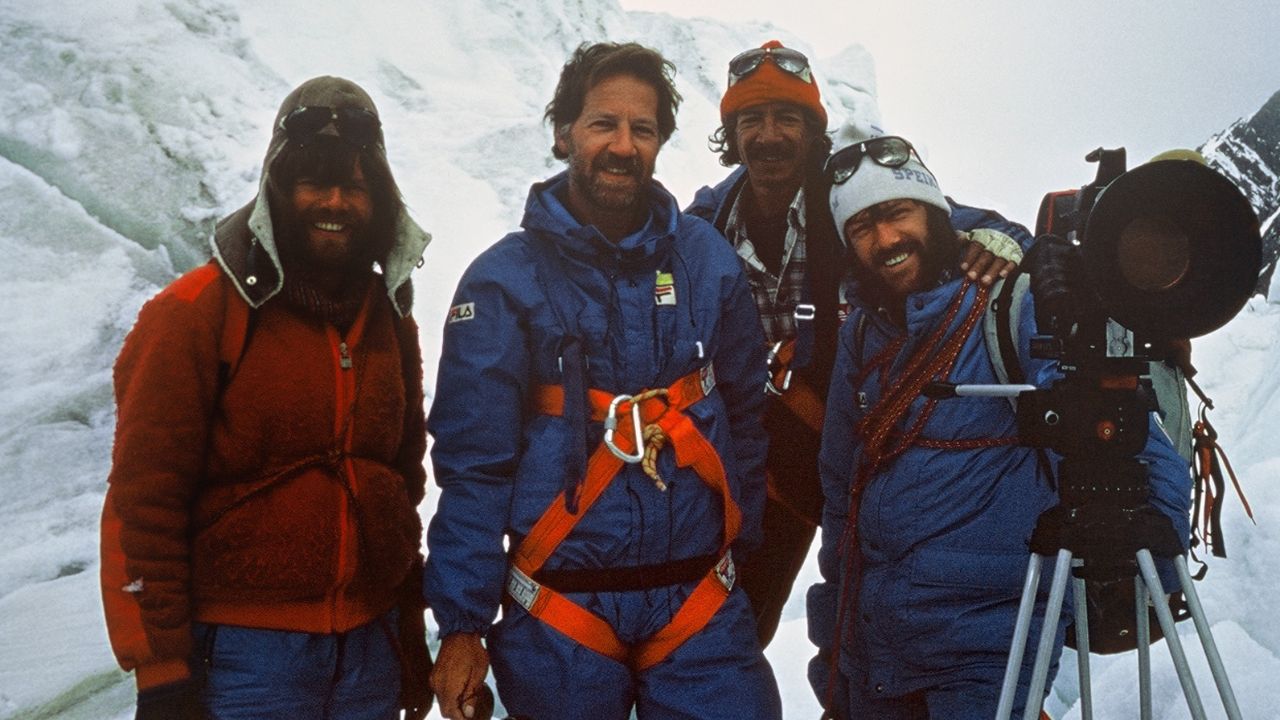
[
  {"x1": 506, "y1": 364, "x2": 739, "y2": 671},
  {"x1": 766, "y1": 338, "x2": 827, "y2": 434}
]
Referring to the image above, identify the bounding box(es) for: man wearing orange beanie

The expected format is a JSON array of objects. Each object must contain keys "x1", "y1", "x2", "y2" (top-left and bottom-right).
[{"x1": 687, "y1": 40, "x2": 1031, "y2": 648}]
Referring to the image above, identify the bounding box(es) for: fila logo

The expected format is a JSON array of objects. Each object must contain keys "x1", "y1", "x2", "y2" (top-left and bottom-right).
[{"x1": 447, "y1": 302, "x2": 475, "y2": 324}]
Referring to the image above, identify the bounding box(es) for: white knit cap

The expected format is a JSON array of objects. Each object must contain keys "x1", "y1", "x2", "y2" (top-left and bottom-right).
[{"x1": 828, "y1": 119, "x2": 949, "y2": 241}]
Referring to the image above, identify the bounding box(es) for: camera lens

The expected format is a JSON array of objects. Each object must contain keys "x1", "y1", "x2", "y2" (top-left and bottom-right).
[{"x1": 1116, "y1": 215, "x2": 1190, "y2": 292}]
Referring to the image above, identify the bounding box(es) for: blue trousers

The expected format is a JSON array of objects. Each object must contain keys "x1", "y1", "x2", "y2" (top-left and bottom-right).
[
  {"x1": 841, "y1": 677, "x2": 1038, "y2": 720},
  {"x1": 812, "y1": 654, "x2": 1046, "y2": 720},
  {"x1": 192, "y1": 614, "x2": 401, "y2": 720},
  {"x1": 489, "y1": 586, "x2": 781, "y2": 720}
]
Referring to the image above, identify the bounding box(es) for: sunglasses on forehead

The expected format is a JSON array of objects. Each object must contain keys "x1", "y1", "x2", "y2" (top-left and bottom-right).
[
  {"x1": 824, "y1": 136, "x2": 917, "y2": 185},
  {"x1": 727, "y1": 46, "x2": 813, "y2": 87},
  {"x1": 279, "y1": 106, "x2": 382, "y2": 148}
]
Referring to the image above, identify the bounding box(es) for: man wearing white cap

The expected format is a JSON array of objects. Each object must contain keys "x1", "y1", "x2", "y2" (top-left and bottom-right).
[
  {"x1": 806, "y1": 122, "x2": 1192, "y2": 719},
  {"x1": 687, "y1": 41, "x2": 1032, "y2": 648}
]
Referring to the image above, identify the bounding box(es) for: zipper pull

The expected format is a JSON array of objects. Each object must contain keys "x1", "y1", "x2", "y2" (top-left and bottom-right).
[{"x1": 339, "y1": 341, "x2": 353, "y2": 370}]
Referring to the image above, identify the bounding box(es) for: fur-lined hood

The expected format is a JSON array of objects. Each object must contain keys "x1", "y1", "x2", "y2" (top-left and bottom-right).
[{"x1": 210, "y1": 76, "x2": 430, "y2": 317}]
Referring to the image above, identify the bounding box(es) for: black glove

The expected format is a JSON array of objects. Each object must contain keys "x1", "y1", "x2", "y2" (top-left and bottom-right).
[
  {"x1": 135, "y1": 679, "x2": 205, "y2": 720},
  {"x1": 397, "y1": 560, "x2": 433, "y2": 720},
  {"x1": 1025, "y1": 234, "x2": 1083, "y2": 336}
]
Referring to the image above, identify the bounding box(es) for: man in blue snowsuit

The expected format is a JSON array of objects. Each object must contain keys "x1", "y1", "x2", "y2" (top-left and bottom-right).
[
  {"x1": 426, "y1": 42, "x2": 781, "y2": 720},
  {"x1": 685, "y1": 39, "x2": 1033, "y2": 648},
  {"x1": 807, "y1": 120, "x2": 1192, "y2": 719}
]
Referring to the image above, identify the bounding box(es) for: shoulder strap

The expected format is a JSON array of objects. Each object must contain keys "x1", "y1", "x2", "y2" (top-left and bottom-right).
[
  {"x1": 526, "y1": 234, "x2": 590, "y2": 513},
  {"x1": 984, "y1": 272, "x2": 1030, "y2": 409},
  {"x1": 984, "y1": 272, "x2": 1057, "y2": 488},
  {"x1": 216, "y1": 274, "x2": 257, "y2": 401},
  {"x1": 854, "y1": 312, "x2": 869, "y2": 368}
]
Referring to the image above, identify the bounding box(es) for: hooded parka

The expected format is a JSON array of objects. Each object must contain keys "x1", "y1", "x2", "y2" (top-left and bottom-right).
[{"x1": 100, "y1": 76, "x2": 431, "y2": 696}]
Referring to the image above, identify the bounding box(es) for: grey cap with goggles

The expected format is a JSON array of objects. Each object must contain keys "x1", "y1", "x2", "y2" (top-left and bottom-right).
[{"x1": 827, "y1": 119, "x2": 949, "y2": 241}]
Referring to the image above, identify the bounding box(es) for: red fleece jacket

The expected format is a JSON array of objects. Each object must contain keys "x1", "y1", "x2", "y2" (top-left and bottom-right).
[{"x1": 100, "y1": 263, "x2": 427, "y2": 690}]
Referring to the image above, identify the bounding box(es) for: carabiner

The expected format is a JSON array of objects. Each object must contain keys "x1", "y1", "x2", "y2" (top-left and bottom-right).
[
  {"x1": 764, "y1": 340, "x2": 792, "y2": 395},
  {"x1": 603, "y1": 393, "x2": 645, "y2": 463}
]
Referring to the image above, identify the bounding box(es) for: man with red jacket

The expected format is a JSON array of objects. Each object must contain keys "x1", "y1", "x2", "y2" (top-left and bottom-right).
[{"x1": 100, "y1": 76, "x2": 432, "y2": 720}]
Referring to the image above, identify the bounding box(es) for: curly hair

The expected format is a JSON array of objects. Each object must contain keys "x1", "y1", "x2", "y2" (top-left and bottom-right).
[{"x1": 544, "y1": 42, "x2": 682, "y2": 160}]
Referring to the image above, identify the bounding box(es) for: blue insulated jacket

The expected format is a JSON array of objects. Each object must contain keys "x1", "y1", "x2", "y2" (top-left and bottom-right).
[
  {"x1": 425, "y1": 173, "x2": 768, "y2": 638},
  {"x1": 807, "y1": 272, "x2": 1192, "y2": 699}
]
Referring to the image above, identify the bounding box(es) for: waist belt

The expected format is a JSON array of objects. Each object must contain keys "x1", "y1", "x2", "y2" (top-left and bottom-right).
[
  {"x1": 532, "y1": 552, "x2": 722, "y2": 593},
  {"x1": 507, "y1": 552, "x2": 736, "y2": 671},
  {"x1": 509, "y1": 364, "x2": 739, "y2": 671}
]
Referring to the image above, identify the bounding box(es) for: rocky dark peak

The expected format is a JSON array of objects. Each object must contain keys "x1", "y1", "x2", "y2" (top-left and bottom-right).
[{"x1": 1201, "y1": 89, "x2": 1280, "y2": 295}]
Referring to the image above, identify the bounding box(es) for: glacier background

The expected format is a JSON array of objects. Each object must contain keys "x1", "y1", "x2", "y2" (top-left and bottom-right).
[{"x1": 1, "y1": 1, "x2": 1279, "y2": 718}]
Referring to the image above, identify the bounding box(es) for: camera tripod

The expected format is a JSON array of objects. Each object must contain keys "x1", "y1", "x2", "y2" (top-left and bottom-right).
[{"x1": 994, "y1": 473, "x2": 1242, "y2": 720}]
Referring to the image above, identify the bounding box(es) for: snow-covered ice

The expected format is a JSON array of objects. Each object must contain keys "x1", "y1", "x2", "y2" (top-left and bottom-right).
[{"x1": 1, "y1": 1, "x2": 1278, "y2": 718}]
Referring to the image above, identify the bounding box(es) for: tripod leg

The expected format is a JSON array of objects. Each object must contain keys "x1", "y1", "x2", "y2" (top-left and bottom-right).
[
  {"x1": 1022, "y1": 550, "x2": 1073, "y2": 720},
  {"x1": 1135, "y1": 550, "x2": 1208, "y2": 720},
  {"x1": 996, "y1": 554, "x2": 1045, "y2": 720},
  {"x1": 1175, "y1": 555, "x2": 1243, "y2": 720},
  {"x1": 1135, "y1": 576, "x2": 1152, "y2": 720},
  {"x1": 1071, "y1": 574, "x2": 1092, "y2": 720}
]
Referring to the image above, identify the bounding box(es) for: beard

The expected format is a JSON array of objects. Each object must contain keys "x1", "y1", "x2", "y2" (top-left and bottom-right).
[
  {"x1": 851, "y1": 220, "x2": 959, "y2": 302},
  {"x1": 274, "y1": 202, "x2": 382, "y2": 285},
  {"x1": 567, "y1": 148, "x2": 653, "y2": 213}
]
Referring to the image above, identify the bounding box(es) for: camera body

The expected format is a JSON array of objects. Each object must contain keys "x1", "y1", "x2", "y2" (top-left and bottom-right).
[
  {"x1": 1029, "y1": 147, "x2": 1260, "y2": 347},
  {"x1": 1018, "y1": 147, "x2": 1260, "y2": 508}
]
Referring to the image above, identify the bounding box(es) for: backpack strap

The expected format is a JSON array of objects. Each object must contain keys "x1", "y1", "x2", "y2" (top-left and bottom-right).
[
  {"x1": 983, "y1": 272, "x2": 1057, "y2": 487},
  {"x1": 983, "y1": 272, "x2": 1030, "y2": 410},
  {"x1": 216, "y1": 275, "x2": 257, "y2": 402}
]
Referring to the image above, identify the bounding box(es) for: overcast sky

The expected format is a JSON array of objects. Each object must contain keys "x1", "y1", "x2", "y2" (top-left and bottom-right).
[{"x1": 623, "y1": 0, "x2": 1280, "y2": 227}]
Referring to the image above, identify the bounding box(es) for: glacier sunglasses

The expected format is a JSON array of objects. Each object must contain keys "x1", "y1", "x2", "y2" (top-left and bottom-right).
[
  {"x1": 824, "y1": 136, "x2": 917, "y2": 185},
  {"x1": 727, "y1": 46, "x2": 813, "y2": 87},
  {"x1": 279, "y1": 106, "x2": 382, "y2": 148}
]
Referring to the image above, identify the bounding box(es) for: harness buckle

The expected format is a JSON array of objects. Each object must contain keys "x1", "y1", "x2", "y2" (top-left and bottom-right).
[
  {"x1": 713, "y1": 550, "x2": 736, "y2": 592},
  {"x1": 764, "y1": 340, "x2": 792, "y2": 396},
  {"x1": 793, "y1": 303, "x2": 816, "y2": 322},
  {"x1": 507, "y1": 565, "x2": 542, "y2": 612},
  {"x1": 603, "y1": 393, "x2": 646, "y2": 463}
]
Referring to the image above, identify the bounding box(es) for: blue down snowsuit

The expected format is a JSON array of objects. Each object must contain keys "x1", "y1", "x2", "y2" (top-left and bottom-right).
[
  {"x1": 807, "y1": 270, "x2": 1192, "y2": 719},
  {"x1": 425, "y1": 172, "x2": 781, "y2": 719}
]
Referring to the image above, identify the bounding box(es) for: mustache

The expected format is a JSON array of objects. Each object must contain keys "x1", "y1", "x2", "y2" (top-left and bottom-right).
[
  {"x1": 301, "y1": 208, "x2": 363, "y2": 227},
  {"x1": 744, "y1": 140, "x2": 799, "y2": 162},
  {"x1": 593, "y1": 152, "x2": 643, "y2": 176},
  {"x1": 871, "y1": 239, "x2": 923, "y2": 266}
]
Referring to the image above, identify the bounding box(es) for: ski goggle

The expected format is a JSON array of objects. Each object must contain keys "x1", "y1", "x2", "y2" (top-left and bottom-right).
[
  {"x1": 279, "y1": 106, "x2": 382, "y2": 148},
  {"x1": 727, "y1": 46, "x2": 813, "y2": 87},
  {"x1": 824, "y1": 136, "x2": 917, "y2": 185}
]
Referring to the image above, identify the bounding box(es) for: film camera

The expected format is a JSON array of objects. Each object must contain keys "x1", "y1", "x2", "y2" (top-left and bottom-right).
[
  {"x1": 1018, "y1": 147, "x2": 1259, "y2": 475},
  {"x1": 1014, "y1": 147, "x2": 1261, "y2": 656}
]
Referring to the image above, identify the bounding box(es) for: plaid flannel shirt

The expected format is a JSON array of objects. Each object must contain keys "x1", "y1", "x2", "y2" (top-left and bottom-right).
[{"x1": 723, "y1": 188, "x2": 809, "y2": 345}]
